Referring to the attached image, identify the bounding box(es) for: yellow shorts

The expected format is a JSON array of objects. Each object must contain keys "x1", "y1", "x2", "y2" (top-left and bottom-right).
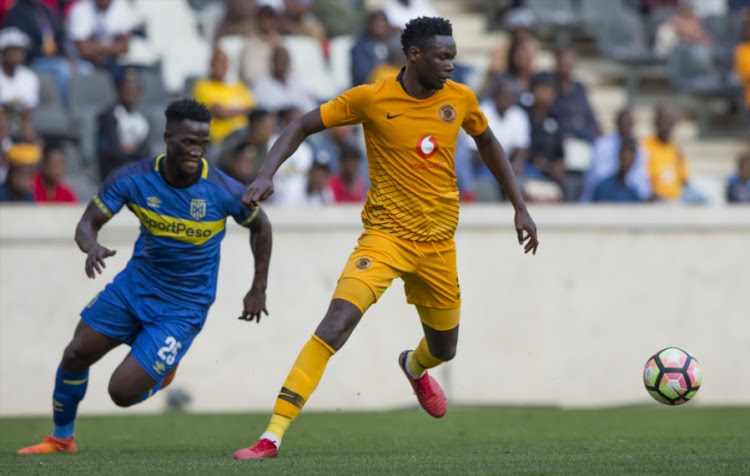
[{"x1": 332, "y1": 229, "x2": 461, "y2": 327}]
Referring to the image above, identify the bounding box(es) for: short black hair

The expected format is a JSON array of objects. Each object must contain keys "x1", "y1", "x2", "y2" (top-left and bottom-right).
[
  {"x1": 530, "y1": 71, "x2": 556, "y2": 89},
  {"x1": 165, "y1": 98, "x2": 211, "y2": 125},
  {"x1": 401, "y1": 16, "x2": 452, "y2": 55},
  {"x1": 248, "y1": 108, "x2": 272, "y2": 127},
  {"x1": 42, "y1": 139, "x2": 64, "y2": 160}
]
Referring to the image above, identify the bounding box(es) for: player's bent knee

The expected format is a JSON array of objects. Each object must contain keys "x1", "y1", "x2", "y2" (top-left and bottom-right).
[
  {"x1": 108, "y1": 381, "x2": 140, "y2": 408},
  {"x1": 61, "y1": 343, "x2": 93, "y2": 373}
]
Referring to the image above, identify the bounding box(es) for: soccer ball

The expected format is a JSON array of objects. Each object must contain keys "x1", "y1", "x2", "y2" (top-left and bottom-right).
[{"x1": 643, "y1": 347, "x2": 702, "y2": 405}]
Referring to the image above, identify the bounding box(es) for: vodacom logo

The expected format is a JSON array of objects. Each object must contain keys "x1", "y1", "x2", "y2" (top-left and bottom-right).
[{"x1": 416, "y1": 135, "x2": 439, "y2": 159}]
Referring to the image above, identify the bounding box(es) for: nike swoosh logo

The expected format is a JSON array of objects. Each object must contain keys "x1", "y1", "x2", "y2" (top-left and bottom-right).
[{"x1": 386, "y1": 113, "x2": 404, "y2": 119}]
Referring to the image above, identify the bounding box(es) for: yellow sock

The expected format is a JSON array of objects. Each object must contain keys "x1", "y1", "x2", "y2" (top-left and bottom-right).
[
  {"x1": 264, "y1": 335, "x2": 335, "y2": 443},
  {"x1": 408, "y1": 337, "x2": 443, "y2": 378}
]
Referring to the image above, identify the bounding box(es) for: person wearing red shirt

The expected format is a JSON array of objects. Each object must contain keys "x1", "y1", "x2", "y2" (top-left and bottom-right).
[
  {"x1": 33, "y1": 141, "x2": 78, "y2": 202},
  {"x1": 327, "y1": 143, "x2": 367, "y2": 203}
]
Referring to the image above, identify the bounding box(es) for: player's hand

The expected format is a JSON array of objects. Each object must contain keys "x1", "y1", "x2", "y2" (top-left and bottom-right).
[
  {"x1": 238, "y1": 287, "x2": 268, "y2": 323},
  {"x1": 242, "y1": 174, "x2": 274, "y2": 210},
  {"x1": 514, "y1": 208, "x2": 539, "y2": 255},
  {"x1": 85, "y1": 244, "x2": 117, "y2": 278}
]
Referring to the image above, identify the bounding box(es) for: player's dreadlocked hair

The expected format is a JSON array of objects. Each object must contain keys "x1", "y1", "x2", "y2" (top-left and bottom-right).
[
  {"x1": 401, "y1": 16, "x2": 452, "y2": 56},
  {"x1": 164, "y1": 98, "x2": 212, "y2": 125}
]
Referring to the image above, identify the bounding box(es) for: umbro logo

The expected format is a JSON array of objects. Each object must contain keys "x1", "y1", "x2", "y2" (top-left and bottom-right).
[
  {"x1": 147, "y1": 196, "x2": 161, "y2": 208},
  {"x1": 386, "y1": 112, "x2": 404, "y2": 120}
]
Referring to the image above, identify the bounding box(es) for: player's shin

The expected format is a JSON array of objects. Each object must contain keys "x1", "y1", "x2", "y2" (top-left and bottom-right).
[
  {"x1": 264, "y1": 335, "x2": 335, "y2": 446},
  {"x1": 407, "y1": 337, "x2": 443, "y2": 378},
  {"x1": 52, "y1": 366, "x2": 89, "y2": 439}
]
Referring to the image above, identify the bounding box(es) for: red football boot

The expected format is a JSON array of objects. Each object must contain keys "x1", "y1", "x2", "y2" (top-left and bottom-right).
[
  {"x1": 398, "y1": 350, "x2": 447, "y2": 418},
  {"x1": 234, "y1": 438, "x2": 278, "y2": 459},
  {"x1": 17, "y1": 435, "x2": 77, "y2": 454}
]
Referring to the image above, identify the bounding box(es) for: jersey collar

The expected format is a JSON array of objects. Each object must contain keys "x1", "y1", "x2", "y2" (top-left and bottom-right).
[{"x1": 154, "y1": 154, "x2": 209, "y2": 180}]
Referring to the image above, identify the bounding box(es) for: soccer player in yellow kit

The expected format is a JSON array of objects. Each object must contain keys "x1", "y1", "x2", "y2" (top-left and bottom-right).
[{"x1": 234, "y1": 17, "x2": 539, "y2": 459}]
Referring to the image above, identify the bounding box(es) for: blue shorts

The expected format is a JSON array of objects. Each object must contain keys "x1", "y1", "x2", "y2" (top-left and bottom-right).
[{"x1": 81, "y1": 269, "x2": 207, "y2": 382}]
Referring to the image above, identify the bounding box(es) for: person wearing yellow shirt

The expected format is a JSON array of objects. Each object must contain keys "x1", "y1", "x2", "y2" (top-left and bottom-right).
[
  {"x1": 734, "y1": 20, "x2": 750, "y2": 110},
  {"x1": 642, "y1": 103, "x2": 690, "y2": 201},
  {"x1": 192, "y1": 48, "x2": 255, "y2": 144},
  {"x1": 234, "y1": 16, "x2": 539, "y2": 460}
]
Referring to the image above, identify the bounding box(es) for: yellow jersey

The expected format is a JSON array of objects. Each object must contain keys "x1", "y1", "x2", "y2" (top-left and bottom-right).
[
  {"x1": 192, "y1": 79, "x2": 255, "y2": 143},
  {"x1": 642, "y1": 136, "x2": 690, "y2": 200},
  {"x1": 320, "y1": 74, "x2": 488, "y2": 241}
]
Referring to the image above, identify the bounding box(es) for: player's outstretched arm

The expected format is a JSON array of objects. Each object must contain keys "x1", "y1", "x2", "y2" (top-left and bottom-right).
[
  {"x1": 74, "y1": 201, "x2": 117, "y2": 279},
  {"x1": 472, "y1": 128, "x2": 539, "y2": 255},
  {"x1": 239, "y1": 207, "x2": 272, "y2": 323},
  {"x1": 242, "y1": 108, "x2": 327, "y2": 209}
]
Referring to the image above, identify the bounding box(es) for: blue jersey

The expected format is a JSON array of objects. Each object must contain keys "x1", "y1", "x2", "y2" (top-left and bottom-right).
[{"x1": 93, "y1": 155, "x2": 257, "y2": 308}]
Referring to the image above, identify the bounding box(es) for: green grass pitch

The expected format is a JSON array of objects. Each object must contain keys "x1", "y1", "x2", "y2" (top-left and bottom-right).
[{"x1": 2, "y1": 407, "x2": 749, "y2": 475}]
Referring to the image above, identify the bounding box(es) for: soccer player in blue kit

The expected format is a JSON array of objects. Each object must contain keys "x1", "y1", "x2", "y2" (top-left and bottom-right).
[{"x1": 18, "y1": 98, "x2": 272, "y2": 454}]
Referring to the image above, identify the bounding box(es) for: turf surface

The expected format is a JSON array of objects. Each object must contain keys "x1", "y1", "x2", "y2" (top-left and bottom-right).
[{"x1": 2, "y1": 407, "x2": 749, "y2": 475}]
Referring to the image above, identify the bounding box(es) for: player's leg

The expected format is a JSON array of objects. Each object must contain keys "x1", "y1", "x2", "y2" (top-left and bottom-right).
[
  {"x1": 399, "y1": 238, "x2": 461, "y2": 418},
  {"x1": 17, "y1": 319, "x2": 123, "y2": 454},
  {"x1": 235, "y1": 231, "x2": 403, "y2": 459},
  {"x1": 109, "y1": 313, "x2": 203, "y2": 407}
]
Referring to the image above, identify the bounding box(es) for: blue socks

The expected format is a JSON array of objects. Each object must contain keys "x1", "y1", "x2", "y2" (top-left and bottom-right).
[{"x1": 52, "y1": 366, "x2": 89, "y2": 439}]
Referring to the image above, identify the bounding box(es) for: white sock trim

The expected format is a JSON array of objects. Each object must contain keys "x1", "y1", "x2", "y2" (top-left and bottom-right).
[{"x1": 260, "y1": 432, "x2": 281, "y2": 449}]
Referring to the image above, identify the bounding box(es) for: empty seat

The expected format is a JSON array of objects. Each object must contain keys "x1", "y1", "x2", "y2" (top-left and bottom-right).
[
  {"x1": 282, "y1": 35, "x2": 338, "y2": 102},
  {"x1": 329, "y1": 34, "x2": 355, "y2": 94}
]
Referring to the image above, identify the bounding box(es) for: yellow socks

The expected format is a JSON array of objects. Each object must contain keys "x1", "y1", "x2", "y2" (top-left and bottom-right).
[
  {"x1": 263, "y1": 335, "x2": 335, "y2": 446},
  {"x1": 407, "y1": 337, "x2": 443, "y2": 378}
]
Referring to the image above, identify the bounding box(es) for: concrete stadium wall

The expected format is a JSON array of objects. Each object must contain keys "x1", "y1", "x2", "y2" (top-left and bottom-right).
[{"x1": 1, "y1": 204, "x2": 749, "y2": 417}]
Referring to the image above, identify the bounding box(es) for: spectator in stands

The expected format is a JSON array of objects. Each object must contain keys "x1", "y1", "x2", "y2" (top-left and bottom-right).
[
  {"x1": 467, "y1": 78, "x2": 529, "y2": 198},
  {"x1": 0, "y1": 110, "x2": 11, "y2": 179},
  {"x1": 32, "y1": 141, "x2": 77, "y2": 202},
  {"x1": 221, "y1": 108, "x2": 277, "y2": 175},
  {"x1": 221, "y1": 141, "x2": 259, "y2": 185},
  {"x1": 239, "y1": 5, "x2": 282, "y2": 86},
  {"x1": 551, "y1": 47, "x2": 600, "y2": 143},
  {"x1": 350, "y1": 10, "x2": 391, "y2": 86},
  {"x1": 215, "y1": 0, "x2": 257, "y2": 39},
  {"x1": 670, "y1": 1, "x2": 713, "y2": 46},
  {"x1": 304, "y1": 160, "x2": 335, "y2": 206},
  {"x1": 641, "y1": 102, "x2": 695, "y2": 202},
  {"x1": 193, "y1": 48, "x2": 256, "y2": 144},
  {"x1": 252, "y1": 45, "x2": 317, "y2": 114},
  {"x1": 328, "y1": 143, "x2": 367, "y2": 203},
  {"x1": 592, "y1": 140, "x2": 642, "y2": 203},
  {"x1": 735, "y1": 20, "x2": 750, "y2": 112},
  {"x1": 66, "y1": 0, "x2": 132, "y2": 77},
  {"x1": 96, "y1": 67, "x2": 150, "y2": 182},
  {"x1": 0, "y1": 142, "x2": 38, "y2": 201},
  {"x1": 524, "y1": 72, "x2": 565, "y2": 197},
  {"x1": 277, "y1": 0, "x2": 326, "y2": 40},
  {"x1": 269, "y1": 106, "x2": 316, "y2": 206},
  {"x1": 3, "y1": 0, "x2": 72, "y2": 101},
  {"x1": 309, "y1": 123, "x2": 359, "y2": 174},
  {"x1": 478, "y1": 6, "x2": 538, "y2": 99},
  {"x1": 580, "y1": 109, "x2": 651, "y2": 202},
  {"x1": 0, "y1": 27, "x2": 39, "y2": 144},
  {"x1": 726, "y1": 153, "x2": 750, "y2": 203},
  {"x1": 366, "y1": 36, "x2": 405, "y2": 83},
  {"x1": 383, "y1": 0, "x2": 438, "y2": 31},
  {"x1": 491, "y1": 37, "x2": 535, "y2": 107}
]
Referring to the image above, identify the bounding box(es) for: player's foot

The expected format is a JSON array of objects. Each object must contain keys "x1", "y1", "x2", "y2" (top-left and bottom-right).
[
  {"x1": 398, "y1": 350, "x2": 447, "y2": 418},
  {"x1": 161, "y1": 364, "x2": 179, "y2": 390},
  {"x1": 17, "y1": 435, "x2": 77, "y2": 454},
  {"x1": 234, "y1": 438, "x2": 278, "y2": 459}
]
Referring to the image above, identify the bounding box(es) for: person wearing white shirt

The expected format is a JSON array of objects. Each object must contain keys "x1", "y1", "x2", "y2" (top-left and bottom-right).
[
  {"x1": 0, "y1": 27, "x2": 39, "y2": 143},
  {"x1": 66, "y1": 0, "x2": 132, "y2": 73},
  {"x1": 383, "y1": 0, "x2": 439, "y2": 30},
  {"x1": 466, "y1": 79, "x2": 530, "y2": 194},
  {"x1": 252, "y1": 45, "x2": 318, "y2": 114}
]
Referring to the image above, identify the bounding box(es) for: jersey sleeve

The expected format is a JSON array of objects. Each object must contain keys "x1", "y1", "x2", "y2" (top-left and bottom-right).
[
  {"x1": 319, "y1": 84, "x2": 374, "y2": 128},
  {"x1": 461, "y1": 87, "x2": 489, "y2": 137},
  {"x1": 211, "y1": 169, "x2": 259, "y2": 227},
  {"x1": 93, "y1": 167, "x2": 133, "y2": 218}
]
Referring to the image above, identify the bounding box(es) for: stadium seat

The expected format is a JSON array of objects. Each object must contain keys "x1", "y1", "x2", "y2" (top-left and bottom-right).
[
  {"x1": 133, "y1": 0, "x2": 202, "y2": 56},
  {"x1": 67, "y1": 71, "x2": 117, "y2": 168},
  {"x1": 527, "y1": 0, "x2": 581, "y2": 46},
  {"x1": 160, "y1": 37, "x2": 212, "y2": 93},
  {"x1": 32, "y1": 71, "x2": 74, "y2": 139},
  {"x1": 282, "y1": 35, "x2": 338, "y2": 102},
  {"x1": 216, "y1": 35, "x2": 245, "y2": 83},
  {"x1": 138, "y1": 69, "x2": 172, "y2": 116},
  {"x1": 329, "y1": 34, "x2": 355, "y2": 94}
]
